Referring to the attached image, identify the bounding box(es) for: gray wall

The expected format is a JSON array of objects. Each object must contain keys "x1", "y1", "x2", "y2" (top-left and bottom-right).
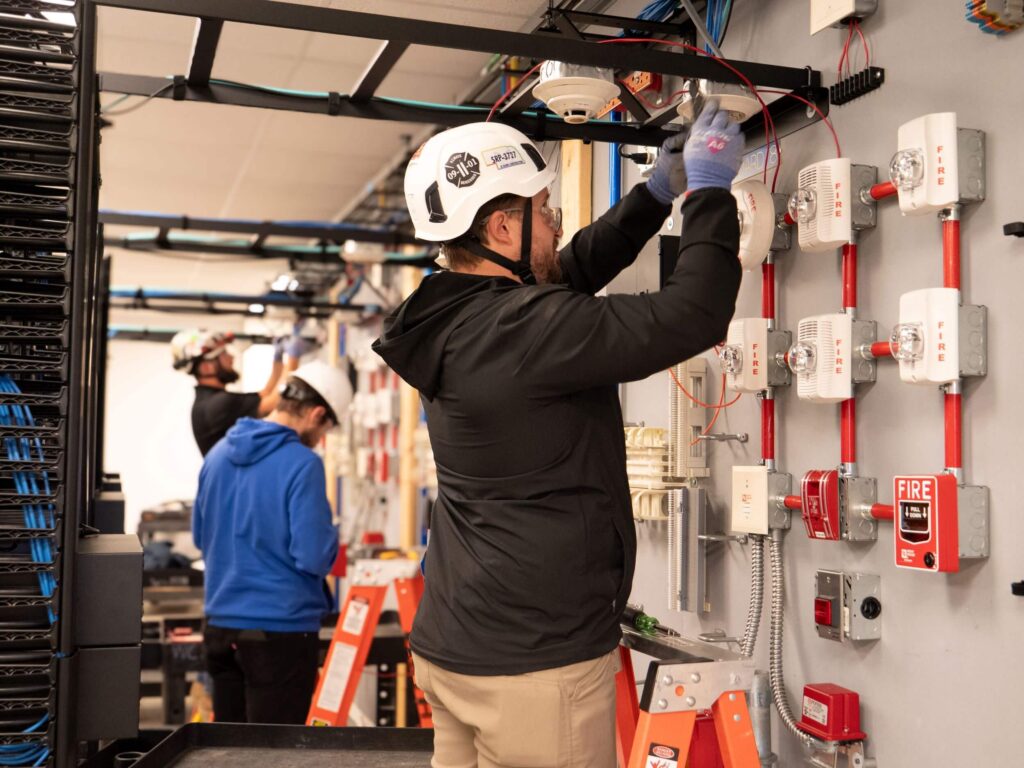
[{"x1": 600, "y1": 0, "x2": 1024, "y2": 764}]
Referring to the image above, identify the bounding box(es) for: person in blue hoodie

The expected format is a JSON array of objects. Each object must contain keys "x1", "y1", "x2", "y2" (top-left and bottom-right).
[{"x1": 192, "y1": 360, "x2": 352, "y2": 724}]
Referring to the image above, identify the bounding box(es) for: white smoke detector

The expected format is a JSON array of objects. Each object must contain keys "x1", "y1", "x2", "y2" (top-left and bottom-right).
[
  {"x1": 676, "y1": 79, "x2": 760, "y2": 124},
  {"x1": 532, "y1": 60, "x2": 619, "y2": 124},
  {"x1": 731, "y1": 179, "x2": 775, "y2": 270}
]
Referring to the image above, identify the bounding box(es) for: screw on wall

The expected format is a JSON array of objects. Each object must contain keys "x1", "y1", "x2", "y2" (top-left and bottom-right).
[{"x1": 1003, "y1": 222, "x2": 1024, "y2": 237}]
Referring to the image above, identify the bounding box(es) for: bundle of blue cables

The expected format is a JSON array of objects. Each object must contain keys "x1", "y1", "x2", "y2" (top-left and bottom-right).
[
  {"x1": 0, "y1": 375, "x2": 57, "y2": 622},
  {"x1": 0, "y1": 374, "x2": 55, "y2": 765},
  {"x1": 0, "y1": 715, "x2": 49, "y2": 766},
  {"x1": 703, "y1": 0, "x2": 733, "y2": 52},
  {"x1": 620, "y1": 1, "x2": 732, "y2": 52}
]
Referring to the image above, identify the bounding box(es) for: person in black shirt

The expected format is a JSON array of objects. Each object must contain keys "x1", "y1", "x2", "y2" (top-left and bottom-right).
[
  {"x1": 374, "y1": 102, "x2": 744, "y2": 767},
  {"x1": 171, "y1": 329, "x2": 308, "y2": 455}
]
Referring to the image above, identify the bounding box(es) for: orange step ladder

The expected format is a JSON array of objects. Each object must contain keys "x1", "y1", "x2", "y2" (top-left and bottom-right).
[
  {"x1": 616, "y1": 646, "x2": 759, "y2": 768},
  {"x1": 307, "y1": 567, "x2": 432, "y2": 727}
]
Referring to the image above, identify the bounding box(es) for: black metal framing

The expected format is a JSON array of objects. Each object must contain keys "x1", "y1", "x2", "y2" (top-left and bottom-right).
[
  {"x1": 95, "y1": 0, "x2": 815, "y2": 90},
  {"x1": 350, "y1": 40, "x2": 410, "y2": 102},
  {"x1": 98, "y1": 210, "x2": 421, "y2": 246},
  {"x1": 108, "y1": 288, "x2": 379, "y2": 316},
  {"x1": 99, "y1": 72, "x2": 679, "y2": 145},
  {"x1": 92, "y1": 0, "x2": 823, "y2": 146},
  {"x1": 187, "y1": 18, "x2": 224, "y2": 87}
]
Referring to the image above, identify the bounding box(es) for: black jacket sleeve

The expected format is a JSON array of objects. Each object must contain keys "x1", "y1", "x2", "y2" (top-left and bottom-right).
[
  {"x1": 510, "y1": 188, "x2": 742, "y2": 395},
  {"x1": 557, "y1": 183, "x2": 671, "y2": 295}
]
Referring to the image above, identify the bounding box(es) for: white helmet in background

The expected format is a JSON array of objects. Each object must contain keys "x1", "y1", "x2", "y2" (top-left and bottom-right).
[
  {"x1": 286, "y1": 361, "x2": 353, "y2": 426},
  {"x1": 405, "y1": 122, "x2": 556, "y2": 243},
  {"x1": 170, "y1": 329, "x2": 235, "y2": 373}
]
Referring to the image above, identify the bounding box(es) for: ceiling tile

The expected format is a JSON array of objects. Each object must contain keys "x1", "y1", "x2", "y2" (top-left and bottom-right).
[
  {"x1": 99, "y1": 100, "x2": 264, "y2": 148},
  {"x1": 258, "y1": 110, "x2": 418, "y2": 154}
]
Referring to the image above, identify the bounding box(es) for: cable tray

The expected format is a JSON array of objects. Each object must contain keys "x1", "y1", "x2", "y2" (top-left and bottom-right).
[
  {"x1": 0, "y1": 122, "x2": 73, "y2": 153},
  {"x1": 0, "y1": 319, "x2": 67, "y2": 345},
  {"x1": 0, "y1": 251, "x2": 70, "y2": 277},
  {"x1": 0, "y1": 155, "x2": 73, "y2": 185}
]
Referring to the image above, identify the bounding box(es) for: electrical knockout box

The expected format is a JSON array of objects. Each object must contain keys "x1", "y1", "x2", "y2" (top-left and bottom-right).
[
  {"x1": 892, "y1": 112, "x2": 986, "y2": 215},
  {"x1": 720, "y1": 318, "x2": 791, "y2": 393},
  {"x1": 814, "y1": 570, "x2": 882, "y2": 643}
]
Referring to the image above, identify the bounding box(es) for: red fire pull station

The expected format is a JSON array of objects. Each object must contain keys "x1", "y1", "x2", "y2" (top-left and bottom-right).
[
  {"x1": 893, "y1": 474, "x2": 959, "y2": 572},
  {"x1": 801, "y1": 469, "x2": 840, "y2": 540},
  {"x1": 798, "y1": 683, "x2": 866, "y2": 743}
]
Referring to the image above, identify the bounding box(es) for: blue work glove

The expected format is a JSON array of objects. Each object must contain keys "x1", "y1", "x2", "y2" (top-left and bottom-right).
[
  {"x1": 272, "y1": 336, "x2": 286, "y2": 363},
  {"x1": 645, "y1": 128, "x2": 689, "y2": 206},
  {"x1": 684, "y1": 99, "x2": 745, "y2": 192},
  {"x1": 285, "y1": 334, "x2": 314, "y2": 361}
]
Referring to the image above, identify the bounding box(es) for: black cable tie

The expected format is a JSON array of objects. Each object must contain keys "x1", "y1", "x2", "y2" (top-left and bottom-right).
[
  {"x1": 328, "y1": 91, "x2": 342, "y2": 116},
  {"x1": 172, "y1": 74, "x2": 186, "y2": 101}
]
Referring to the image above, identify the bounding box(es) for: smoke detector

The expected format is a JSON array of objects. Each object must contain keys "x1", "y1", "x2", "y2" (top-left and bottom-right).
[
  {"x1": 732, "y1": 179, "x2": 775, "y2": 269},
  {"x1": 532, "y1": 61, "x2": 619, "y2": 124},
  {"x1": 676, "y1": 79, "x2": 760, "y2": 124}
]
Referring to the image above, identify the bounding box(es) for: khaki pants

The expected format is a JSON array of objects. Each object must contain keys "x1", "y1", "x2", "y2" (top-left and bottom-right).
[{"x1": 411, "y1": 651, "x2": 619, "y2": 768}]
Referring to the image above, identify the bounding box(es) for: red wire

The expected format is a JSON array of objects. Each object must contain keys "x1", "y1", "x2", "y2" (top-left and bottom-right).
[
  {"x1": 855, "y1": 21, "x2": 870, "y2": 68},
  {"x1": 486, "y1": 61, "x2": 543, "y2": 122},
  {"x1": 669, "y1": 366, "x2": 742, "y2": 409},
  {"x1": 599, "y1": 37, "x2": 782, "y2": 191},
  {"x1": 756, "y1": 89, "x2": 842, "y2": 158},
  {"x1": 838, "y1": 23, "x2": 854, "y2": 80},
  {"x1": 691, "y1": 386, "x2": 725, "y2": 445},
  {"x1": 626, "y1": 84, "x2": 692, "y2": 111}
]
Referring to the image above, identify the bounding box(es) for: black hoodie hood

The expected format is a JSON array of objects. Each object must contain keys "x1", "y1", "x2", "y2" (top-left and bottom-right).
[{"x1": 372, "y1": 271, "x2": 518, "y2": 400}]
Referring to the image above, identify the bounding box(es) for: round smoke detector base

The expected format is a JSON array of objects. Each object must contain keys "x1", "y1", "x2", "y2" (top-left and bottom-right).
[
  {"x1": 677, "y1": 92, "x2": 762, "y2": 124},
  {"x1": 532, "y1": 76, "x2": 620, "y2": 124}
]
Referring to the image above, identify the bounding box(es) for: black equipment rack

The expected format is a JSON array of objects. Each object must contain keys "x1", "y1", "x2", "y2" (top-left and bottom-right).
[{"x1": 0, "y1": 1, "x2": 102, "y2": 766}]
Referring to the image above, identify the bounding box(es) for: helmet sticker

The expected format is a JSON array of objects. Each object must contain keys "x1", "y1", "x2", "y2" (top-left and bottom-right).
[
  {"x1": 444, "y1": 151, "x2": 481, "y2": 188},
  {"x1": 483, "y1": 145, "x2": 525, "y2": 171}
]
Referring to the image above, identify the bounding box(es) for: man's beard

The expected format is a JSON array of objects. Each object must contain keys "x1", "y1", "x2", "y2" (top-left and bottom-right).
[
  {"x1": 530, "y1": 242, "x2": 563, "y2": 285},
  {"x1": 215, "y1": 362, "x2": 239, "y2": 385}
]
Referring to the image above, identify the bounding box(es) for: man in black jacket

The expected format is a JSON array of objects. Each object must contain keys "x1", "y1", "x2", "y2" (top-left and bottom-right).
[{"x1": 374, "y1": 101, "x2": 744, "y2": 768}]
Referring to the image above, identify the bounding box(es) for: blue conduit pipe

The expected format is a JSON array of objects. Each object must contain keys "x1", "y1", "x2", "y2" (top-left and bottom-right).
[{"x1": 609, "y1": 110, "x2": 623, "y2": 207}]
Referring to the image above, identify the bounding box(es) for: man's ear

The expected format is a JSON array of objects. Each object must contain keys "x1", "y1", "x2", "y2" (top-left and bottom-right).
[
  {"x1": 310, "y1": 405, "x2": 328, "y2": 426},
  {"x1": 482, "y1": 210, "x2": 516, "y2": 248}
]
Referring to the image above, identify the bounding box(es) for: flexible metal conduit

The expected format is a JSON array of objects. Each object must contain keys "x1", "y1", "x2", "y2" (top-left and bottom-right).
[
  {"x1": 740, "y1": 534, "x2": 765, "y2": 658},
  {"x1": 768, "y1": 528, "x2": 813, "y2": 746}
]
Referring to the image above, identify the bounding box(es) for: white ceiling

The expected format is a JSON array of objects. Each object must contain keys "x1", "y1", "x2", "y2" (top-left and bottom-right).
[{"x1": 99, "y1": 0, "x2": 549, "y2": 300}]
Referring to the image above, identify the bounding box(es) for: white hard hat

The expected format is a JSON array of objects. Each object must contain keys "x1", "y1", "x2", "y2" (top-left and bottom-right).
[
  {"x1": 404, "y1": 122, "x2": 557, "y2": 242},
  {"x1": 287, "y1": 360, "x2": 352, "y2": 425},
  {"x1": 170, "y1": 329, "x2": 234, "y2": 372}
]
